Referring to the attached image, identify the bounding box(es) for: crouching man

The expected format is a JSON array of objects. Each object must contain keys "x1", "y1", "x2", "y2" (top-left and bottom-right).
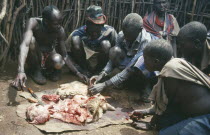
[
  {"x1": 89, "y1": 13, "x2": 157, "y2": 101},
  {"x1": 66, "y1": 5, "x2": 117, "y2": 76},
  {"x1": 12, "y1": 6, "x2": 87, "y2": 89},
  {"x1": 130, "y1": 39, "x2": 210, "y2": 135}
]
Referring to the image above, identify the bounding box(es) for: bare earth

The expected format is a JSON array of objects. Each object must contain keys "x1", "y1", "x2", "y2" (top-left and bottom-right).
[{"x1": 0, "y1": 63, "x2": 156, "y2": 135}]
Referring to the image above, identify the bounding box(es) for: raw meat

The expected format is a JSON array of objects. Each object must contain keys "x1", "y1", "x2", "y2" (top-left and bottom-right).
[
  {"x1": 50, "y1": 95, "x2": 92, "y2": 125},
  {"x1": 26, "y1": 85, "x2": 115, "y2": 125},
  {"x1": 26, "y1": 103, "x2": 50, "y2": 124},
  {"x1": 85, "y1": 94, "x2": 116, "y2": 122},
  {"x1": 42, "y1": 94, "x2": 60, "y2": 103}
]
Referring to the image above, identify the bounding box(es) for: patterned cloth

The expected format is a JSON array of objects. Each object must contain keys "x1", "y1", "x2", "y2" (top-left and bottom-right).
[
  {"x1": 143, "y1": 11, "x2": 180, "y2": 57},
  {"x1": 68, "y1": 25, "x2": 117, "y2": 52},
  {"x1": 143, "y1": 11, "x2": 180, "y2": 39}
]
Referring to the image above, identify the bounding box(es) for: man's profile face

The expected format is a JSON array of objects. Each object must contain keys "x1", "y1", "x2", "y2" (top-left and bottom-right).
[
  {"x1": 86, "y1": 22, "x2": 103, "y2": 40},
  {"x1": 154, "y1": 0, "x2": 168, "y2": 14},
  {"x1": 177, "y1": 36, "x2": 195, "y2": 58},
  {"x1": 143, "y1": 53, "x2": 156, "y2": 72}
]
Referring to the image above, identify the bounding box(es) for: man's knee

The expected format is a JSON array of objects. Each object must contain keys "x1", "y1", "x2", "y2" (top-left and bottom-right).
[
  {"x1": 46, "y1": 53, "x2": 64, "y2": 70},
  {"x1": 71, "y1": 36, "x2": 83, "y2": 51},
  {"x1": 100, "y1": 40, "x2": 111, "y2": 54},
  {"x1": 109, "y1": 46, "x2": 125, "y2": 65}
]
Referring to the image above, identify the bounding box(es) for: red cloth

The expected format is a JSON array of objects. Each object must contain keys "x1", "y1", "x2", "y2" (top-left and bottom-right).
[{"x1": 143, "y1": 11, "x2": 174, "y2": 38}]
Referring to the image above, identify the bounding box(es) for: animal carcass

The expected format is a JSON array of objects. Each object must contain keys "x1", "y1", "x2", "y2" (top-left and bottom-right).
[{"x1": 26, "y1": 103, "x2": 50, "y2": 124}]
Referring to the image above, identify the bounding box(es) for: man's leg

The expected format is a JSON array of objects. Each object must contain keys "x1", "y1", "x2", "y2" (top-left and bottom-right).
[
  {"x1": 71, "y1": 36, "x2": 89, "y2": 70},
  {"x1": 159, "y1": 114, "x2": 210, "y2": 135},
  {"x1": 45, "y1": 52, "x2": 64, "y2": 81},
  {"x1": 95, "y1": 40, "x2": 112, "y2": 72},
  {"x1": 109, "y1": 46, "x2": 126, "y2": 67},
  {"x1": 26, "y1": 37, "x2": 47, "y2": 85}
]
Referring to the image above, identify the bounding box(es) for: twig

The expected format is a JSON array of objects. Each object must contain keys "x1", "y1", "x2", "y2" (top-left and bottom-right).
[
  {"x1": 0, "y1": 0, "x2": 7, "y2": 24},
  {"x1": 0, "y1": 31, "x2": 9, "y2": 46}
]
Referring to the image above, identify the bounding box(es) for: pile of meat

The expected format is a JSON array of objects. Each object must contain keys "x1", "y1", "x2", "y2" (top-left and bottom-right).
[{"x1": 26, "y1": 94, "x2": 115, "y2": 125}]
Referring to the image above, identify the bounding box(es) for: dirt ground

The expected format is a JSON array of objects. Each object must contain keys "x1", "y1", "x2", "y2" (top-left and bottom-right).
[{"x1": 0, "y1": 62, "x2": 157, "y2": 135}]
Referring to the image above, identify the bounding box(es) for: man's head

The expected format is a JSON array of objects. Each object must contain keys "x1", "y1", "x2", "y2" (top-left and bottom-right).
[
  {"x1": 42, "y1": 5, "x2": 62, "y2": 32},
  {"x1": 153, "y1": 0, "x2": 169, "y2": 14},
  {"x1": 122, "y1": 13, "x2": 143, "y2": 42},
  {"x1": 177, "y1": 21, "x2": 207, "y2": 59},
  {"x1": 85, "y1": 5, "x2": 106, "y2": 40},
  {"x1": 143, "y1": 39, "x2": 173, "y2": 71}
]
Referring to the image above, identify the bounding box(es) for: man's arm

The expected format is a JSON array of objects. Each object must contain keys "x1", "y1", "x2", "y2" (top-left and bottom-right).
[
  {"x1": 89, "y1": 66, "x2": 134, "y2": 95},
  {"x1": 12, "y1": 18, "x2": 37, "y2": 88},
  {"x1": 57, "y1": 28, "x2": 88, "y2": 83}
]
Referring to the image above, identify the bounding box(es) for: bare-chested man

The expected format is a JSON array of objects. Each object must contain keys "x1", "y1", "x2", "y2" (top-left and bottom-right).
[
  {"x1": 12, "y1": 5, "x2": 87, "y2": 89},
  {"x1": 130, "y1": 39, "x2": 210, "y2": 135}
]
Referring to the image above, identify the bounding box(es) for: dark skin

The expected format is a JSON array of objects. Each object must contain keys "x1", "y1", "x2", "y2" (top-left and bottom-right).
[
  {"x1": 70, "y1": 21, "x2": 112, "y2": 76},
  {"x1": 177, "y1": 36, "x2": 210, "y2": 75},
  {"x1": 153, "y1": 0, "x2": 168, "y2": 35},
  {"x1": 131, "y1": 52, "x2": 210, "y2": 130},
  {"x1": 86, "y1": 22, "x2": 103, "y2": 40},
  {"x1": 89, "y1": 27, "x2": 142, "y2": 93},
  {"x1": 12, "y1": 10, "x2": 87, "y2": 89}
]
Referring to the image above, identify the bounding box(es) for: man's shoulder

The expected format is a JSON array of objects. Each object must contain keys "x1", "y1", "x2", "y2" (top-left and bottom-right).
[
  {"x1": 159, "y1": 58, "x2": 186, "y2": 76},
  {"x1": 25, "y1": 17, "x2": 41, "y2": 30},
  {"x1": 103, "y1": 25, "x2": 115, "y2": 30},
  {"x1": 141, "y1": 28, "x2": 152, "y2": 41},
  {"x1": 116, "y1": 31, "x2": 124, "y2": 41},
  {"x1": 102, "y1": 25, "x2": 117, "y2": 37},
  {"x1": 164, "y1": 58, "x2": 185, "y2": 69},
  {"x1": 71, "y1": 25, "x2": 86, "y2": 37}
]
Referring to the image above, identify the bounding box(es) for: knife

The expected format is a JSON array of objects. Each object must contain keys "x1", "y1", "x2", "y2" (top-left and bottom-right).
[{"x1": 27, "y1": 88, "x2": 45, "y2": 106}]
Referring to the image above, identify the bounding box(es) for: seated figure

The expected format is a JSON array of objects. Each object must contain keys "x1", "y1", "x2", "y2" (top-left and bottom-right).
[
  {"x1": 130, "y1": 39, "x2": 210, "y2": 135},
  {"x1": 12, "y1": 6, "x2": 86, "y2": 88},
  {"x1": 66, "y1": 5, "x2": 117, "y2": 76},
  {"x1": 89, "y1": 13, "x2": 157, "y2": 101},
  {"x1": 143, "y1": 0, "x2": 180, "y2": 57}
]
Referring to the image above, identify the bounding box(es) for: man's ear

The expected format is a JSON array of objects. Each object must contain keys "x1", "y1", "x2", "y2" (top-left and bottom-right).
[
  {"x1": 194, "y1": 39, "x2": 202, "y2": 49},
  {"x1": 154, "y1": 58, "x2": 160, "y2": 64}
]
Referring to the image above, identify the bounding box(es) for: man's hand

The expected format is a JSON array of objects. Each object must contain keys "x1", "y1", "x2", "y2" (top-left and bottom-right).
[
  {"x1": 89, "y1": 72, "x2": 106, "y2": 86},
  {"x1": 88, "y1": 82, "x2": 106, "y2": 95},
  {"x1": 130, "y1": 109, "x2": 150, "y2": 121},
  {"x1": 76, "y1": 72, "x2": 89, "y2": 84},
  {"x1": 11, "y1": 72, "x2": 27, "y2": 89}
]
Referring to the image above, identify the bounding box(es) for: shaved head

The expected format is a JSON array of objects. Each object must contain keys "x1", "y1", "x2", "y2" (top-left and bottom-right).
[
  {"x1": 178, "y1": 21, "x2": 207, "y2": 43},
  {"x1": 42, "y1": 5, "x2": 62, "y2": 21},
  {"x1": 144, "y1": 39, "x2": 173, "y2": 61}
]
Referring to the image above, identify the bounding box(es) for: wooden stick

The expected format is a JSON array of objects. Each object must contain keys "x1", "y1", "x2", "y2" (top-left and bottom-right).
[
  {"x1": 0, "y1": 0, "x2": 7, "y2": 24},
  {"x1": 0, "y1": 31, "x2": 9, "y2": 46},
  {"x1": 191, "y1": 0, "x2": 197, "y2": 21}
]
